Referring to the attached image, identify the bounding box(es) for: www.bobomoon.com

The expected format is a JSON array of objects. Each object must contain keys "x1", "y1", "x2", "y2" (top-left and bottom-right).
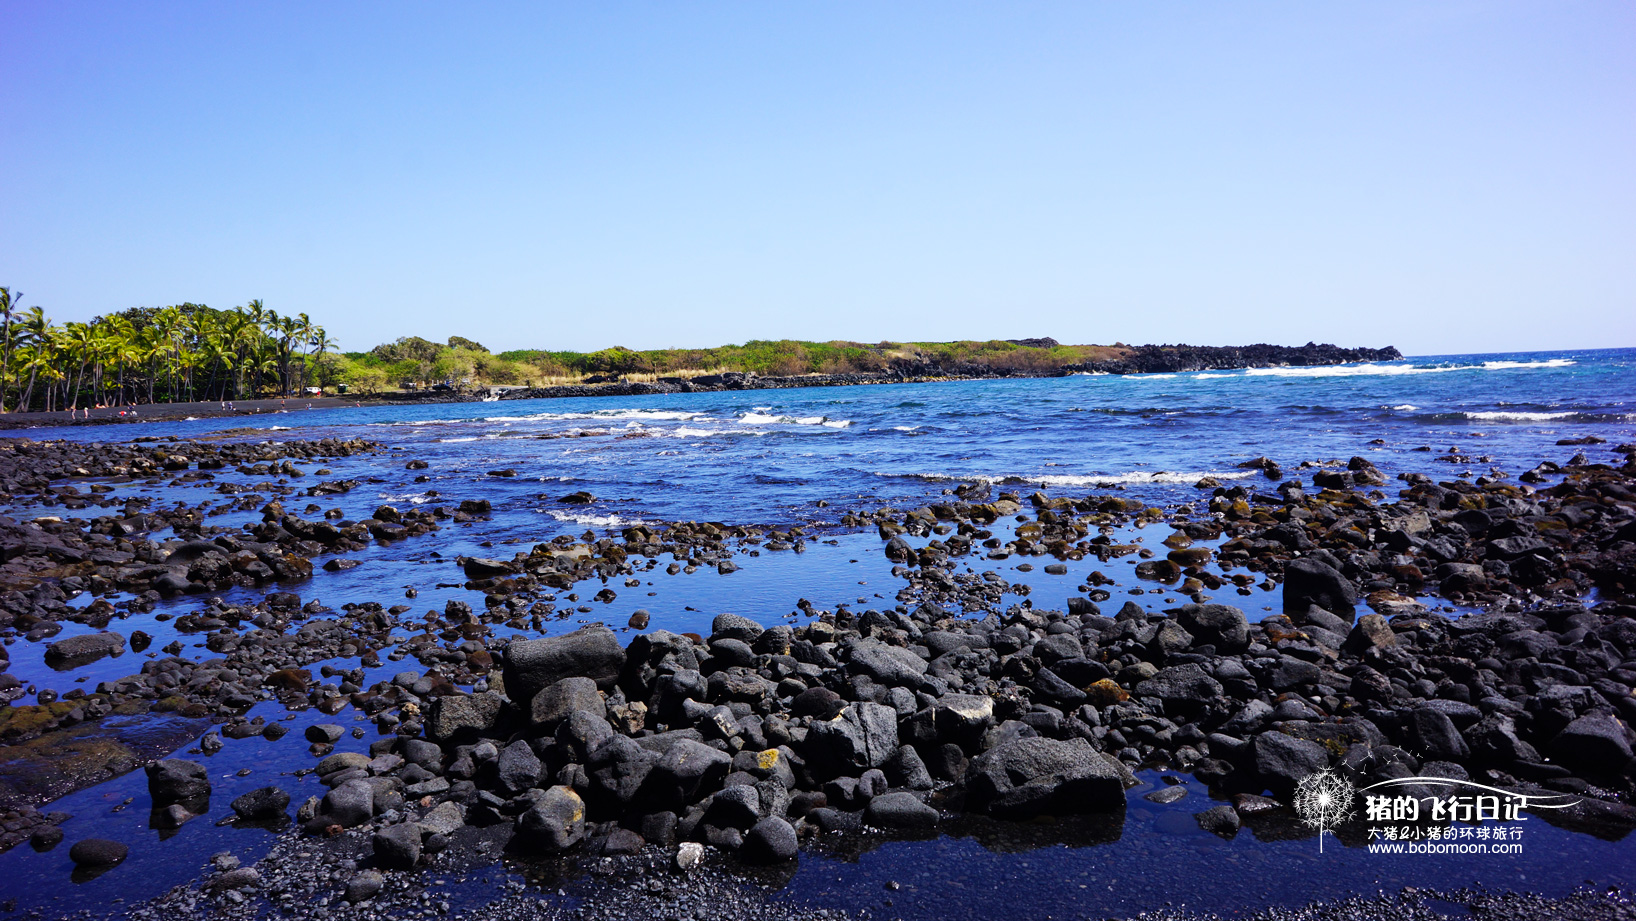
[{"x1": 1368, "y1": 842, "x2": 1525, "y2": 855}]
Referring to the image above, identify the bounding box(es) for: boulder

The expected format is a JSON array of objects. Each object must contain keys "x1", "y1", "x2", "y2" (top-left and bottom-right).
[
  {"x1": 651, "y1": 739, "x2": 731, "y2": 803},
  {"x1": 230, "y1": 786, "x2": 291, "y2": 821},
  {"x1": 321, "y1": 779, "x2": 377, "y2": 828},
  {"x1": 146, "y1": 759, "x2": 210, "y2": 807},
  {"x1": 68, "y1": 838, "x2": 128, "y2": 868},
  {"x1": 497, "y1": 739, "x2": 543, "y2": 794},
  {"x1": 503, "y1": 626, "x2": 626, "y2": 700},
  {"x1": 426, "y1": 692, "x2": 504, "y2": 744},
  {"x1": 372, "y1": 823, "x2": 422, "y2": 869},
  {"x1": 807, "y1": 703, "x2": 900, "y2": 776},
  {"x1": 1407, "y1": 707, "x2": 1470, "y2": 762},
  {"x1": 1173, "y1": 604, "x2": 1249, "y2": 652},
  {"x1": 514, "y1": 786, "x2": 587, "y2": 853},
  {"x1": 1344, "y1": 614, "x2": 1397, "y2": 654},
  {"x1": 45, "y1": 631, "x2": 126, "y2": 666},
  {"x1": 1550, "y1": 713, "x2": 1634, "y2": 772},
  {"x1": 530, "y1": 677, "x2": 604, "y2": 730},
  {"x1": 865, "y1": 792, "x2": 939, "y2": 828},
  {"x1": 1283, "y1": 559, "x2": 1358, "y2": 620},
  {"x1": 739, "y1": 816, "x2": 798, "y2": 864},
  {"x1": 1194, "y1": 804, "x2": 1240, "y2": 838},
  {"x1": 844, "y1": 638, "x2": 928, "y2": 687},
  {"x1": 1252, "y1": 732, "x2": 1330, "y2": 799},
  {"x1": 963, "y1": 737, "x2": 1126, "y2": 818},
  {"x1": 345, "y1": 870, "x2": 384, "y2": 903},
  {"x1": 1134, "y1": 664, "x2": 1223, "y2": 707},
  {"x1": 710, "y1": 613, "x2": 764, "y2": 644}
]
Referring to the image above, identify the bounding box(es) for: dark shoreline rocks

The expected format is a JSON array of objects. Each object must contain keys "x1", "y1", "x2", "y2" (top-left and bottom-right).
[{"x1": 0, "y1": 424, "x2": 1628, "y2": 921}]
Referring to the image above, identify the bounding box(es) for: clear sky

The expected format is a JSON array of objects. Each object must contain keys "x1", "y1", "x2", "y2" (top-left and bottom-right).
[{"x1": 2, "y1": 2, "x2": 1632, "y2": 357}]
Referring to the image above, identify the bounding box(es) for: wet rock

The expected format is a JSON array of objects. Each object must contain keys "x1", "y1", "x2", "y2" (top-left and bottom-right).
[
  {"x1": 44, "y1": 631, "x2": 125, "y2": 666},
  {"x1": 1407, "y1": 707, "x2": 1470, "y2": 762},
  {"x1": 964, "y1": 737, "x2": 1126, "y2": 818},
  {"x1": 1550, "y1": 713, "x2": 1634, "y2": 772},
  {"x1": 808, "y1": 703, "x2": 900, "y2": 775},
  {"x1": 740, "y1": 816, "x2": 798, "y2": 863},
  {"x1": 29, "y1": 825, "x2": 63, "y2": 850},
  {"x1": 320, "y1": 779, "x2": 376, "y2": 828},
  {"x1": 146, "y1": 759, "x2": 210, "y2": 807},
  {"x1": 372, "y1": 823, "x2": 422, "y2": 869},
  {"x1": 866, "y1": 791, "x2": 938, "y2": 828},
  {"x1": 68, "y1": 838, "x2": 127, "y2": 868},
  {"x1": 845, "y1": 638, "x2": 928, "y2": 687},
  {"x1": 1252, "y1": 732, "x2": 1330, "y2": 798},
  {"x1": 1173, "y1": 604, "x2": 1249, "y2": 652},
  {"x1": 514, "y1": 786, "x2": 586, "y2": 853},
  {"x1": 305, "y1": 724, "x2": 344, "y2": 744},
  {"x1": 1283, "y1": 558, "x2": 1358, "y2": 620},
  {"x1": 426, "y1": 692, "x2": 504, "y2": 744},
  {"x1": 345, "y1": 870, "x2": 385, "y2": 903},
  {"x1": 231, "y1": 786, "x2": 291, "y2": 821},
  {"x1": 1194, "y1": 804, "x2": 1240, "y2": 838}
]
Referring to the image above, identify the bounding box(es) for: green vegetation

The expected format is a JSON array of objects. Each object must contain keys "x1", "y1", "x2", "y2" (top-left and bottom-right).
[
  {"x1": 0, "y1": 284, "x2": 1132, "y2": 409},
  {"x1": 0, "y1": 288, "x2": 335, "y2": 412}
]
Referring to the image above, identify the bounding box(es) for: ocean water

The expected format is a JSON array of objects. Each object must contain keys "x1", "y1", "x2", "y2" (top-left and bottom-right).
[{"x1": 2, "y1": 347, "x2": 1634, "y2": 917}]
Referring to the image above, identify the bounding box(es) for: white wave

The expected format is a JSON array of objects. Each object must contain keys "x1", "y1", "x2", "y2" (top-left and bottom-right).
[
  {"x1": 1246, "y1": 358, "x2": 1575, "y2": 379},
  {"x1": 544, "y1": 510, "x2": 644, "y2": 527},
  {"x1": 738, "y1": 412, "x2": 850, "y2": 427},
  {"x1": 438, "y1": 436, "x2": 480, "y2": 443},
  {"x1": 377, "y1": 492, "x2": 432, "y2": 505},
  {"x1": 879, "y1": 469, "x2": 1255, "y2": 487},
  {"x1": 1131, "y1": 374, "x2": 1176, "y2": 379},
  {"x1": 1390, "y1": 404, "x2": 1418, "y2": 411},
  {"x1": 1196, "y1": 373, "x2": 1234, "y2": 379},
  {"x1": 264, "y1": 425, "x2": 293, "y2": 431},
  {"x1": 892, "y1": 425, "x2": 921, "y2": 432},
  {"x1": 484, "y1": 408, "x2": 706, "y2": 424},
  {"x1": 183, "y1": 416, "x2": 200, "y2": 421},
  {"x1": 1465, "y1": 411, "x2": 1576, "y2": 422},
  {"x1": 1482, "y1": 359, "x2": 1576, "y2": 370}
]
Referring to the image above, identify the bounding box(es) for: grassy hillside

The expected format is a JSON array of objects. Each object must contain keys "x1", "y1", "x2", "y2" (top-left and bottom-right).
[{"x1": 332, "y1": 337, "x2": 1135, "y2": 393}]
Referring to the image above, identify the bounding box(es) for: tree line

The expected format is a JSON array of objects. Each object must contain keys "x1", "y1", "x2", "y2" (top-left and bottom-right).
[{"x1": 0, "y1": 288, "x2": 336, "y2": 412}]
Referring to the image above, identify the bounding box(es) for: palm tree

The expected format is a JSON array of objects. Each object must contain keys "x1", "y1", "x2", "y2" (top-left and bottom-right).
[
  {"x1": 16, "y1": 307, "x2": 50, "y2": 411},
  {"x1": 0, "y1": 288, "x2": 20, "y2": 413}
]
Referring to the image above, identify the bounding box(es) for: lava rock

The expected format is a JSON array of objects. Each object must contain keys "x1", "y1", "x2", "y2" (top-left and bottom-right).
[
  {"x1": 1283, "y1": 559, "x2": 1359, "y2": 620},
  {"x1": 146, "y1": 759, "x2": 210, "y2": 807},
  {"x1": 68, "y1": 838, "x2": 128, "y2": 868},
  {"x1": 503, "y1": 625, "x2": 626, "y2": 700},
  {"x1": 231, "y1": 786, "x2": 291, "y2": 821}
]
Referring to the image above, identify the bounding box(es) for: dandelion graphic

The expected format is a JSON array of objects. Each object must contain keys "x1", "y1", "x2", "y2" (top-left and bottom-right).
[{"x1": 1293, "y1": 769, "x2": 1356, "y2": 853}]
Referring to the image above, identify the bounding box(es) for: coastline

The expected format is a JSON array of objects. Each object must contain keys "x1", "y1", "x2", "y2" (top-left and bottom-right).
[{"x1": 0, "y1": 341, "x2": 1405, "y2": 432}]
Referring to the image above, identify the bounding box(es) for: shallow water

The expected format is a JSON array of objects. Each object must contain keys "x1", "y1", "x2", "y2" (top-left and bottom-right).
[{"x1": 0, "y1": 347, "x2": 1633, "y2": 917}]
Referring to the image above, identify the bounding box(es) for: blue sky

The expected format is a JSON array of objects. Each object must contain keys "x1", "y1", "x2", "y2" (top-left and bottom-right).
[{"x1": 2, "y1": 2, "x2": 1632, "y2": 356}]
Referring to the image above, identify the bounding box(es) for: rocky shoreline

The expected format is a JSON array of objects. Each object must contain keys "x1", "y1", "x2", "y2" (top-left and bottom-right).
[{"x1": 0, "y1": 430, "x2": 1631, "y2": 917}]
